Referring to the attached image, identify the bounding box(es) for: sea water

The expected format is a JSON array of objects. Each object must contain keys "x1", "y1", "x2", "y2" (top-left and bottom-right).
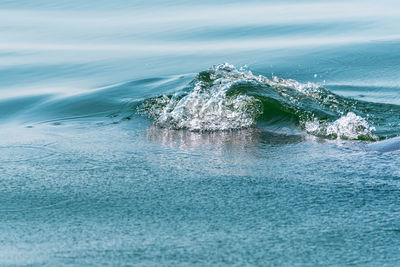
[{"x1": 1, "y1": 0, "x2": 400, "y2": 265}]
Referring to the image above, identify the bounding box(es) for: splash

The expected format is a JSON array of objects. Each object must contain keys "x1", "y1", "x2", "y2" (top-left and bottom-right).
[
  {"x1": 139, "y1": 63, "x2": 378, "y2": 140},
  {"x1": 139, "y1": 63, "x2": 263, "y2": 131},
  {"x1": 304, "y1": 112, "x2": 377, "y2": 140}
]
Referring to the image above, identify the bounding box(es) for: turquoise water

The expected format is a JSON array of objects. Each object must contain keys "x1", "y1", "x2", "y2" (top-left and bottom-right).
[{"x1": 2, "y1": 1, "x2": 400, "y2": 265}]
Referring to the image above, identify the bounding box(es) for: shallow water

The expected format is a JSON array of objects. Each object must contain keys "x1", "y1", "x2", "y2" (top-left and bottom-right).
[{"x1": 1, "y1": 0, "x2": 400, "y2": 265}]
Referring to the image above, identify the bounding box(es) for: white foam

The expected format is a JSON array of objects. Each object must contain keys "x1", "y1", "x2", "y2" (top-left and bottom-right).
[
  {"x1": 305, "y1": 112, "x2": 377, "y2": 140},
  {"x1": 140, "y1": 63, "x2": 377, "y2": 139},
  {"x1": 142, "y1": 63, "x2": 263, "y2": 131}
]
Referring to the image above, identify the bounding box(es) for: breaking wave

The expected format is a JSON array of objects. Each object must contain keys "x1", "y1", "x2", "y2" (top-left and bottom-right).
[
  {"x1": 304, "y1": 112, "x2": 376, "y2": 140},
  {"x1": 138, "y1": 63, "x2": 399, "y2": 141}
]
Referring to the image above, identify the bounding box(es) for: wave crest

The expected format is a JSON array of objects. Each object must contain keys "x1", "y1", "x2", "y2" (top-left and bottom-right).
[
  {"x1": 139, "y1": 63, "x2": 263, "y2": 131},
  {"x1": 139, "y1": 63, "x2": 378, "y2": 140}
]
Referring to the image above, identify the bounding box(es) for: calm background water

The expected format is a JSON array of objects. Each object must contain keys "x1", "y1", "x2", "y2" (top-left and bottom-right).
[{"x1": 1, "y1": 0, "x2": 400, "y2": 265}]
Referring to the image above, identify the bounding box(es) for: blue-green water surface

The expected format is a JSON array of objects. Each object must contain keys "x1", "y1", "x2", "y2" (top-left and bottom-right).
[{"x1": 1, "y1": 0, "x2": 400, "y2": 265}]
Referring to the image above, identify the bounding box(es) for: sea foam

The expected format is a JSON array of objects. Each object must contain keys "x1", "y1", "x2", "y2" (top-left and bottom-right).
[{"x1": 140, "y1": 63, "x2": 377, "y2": 140}]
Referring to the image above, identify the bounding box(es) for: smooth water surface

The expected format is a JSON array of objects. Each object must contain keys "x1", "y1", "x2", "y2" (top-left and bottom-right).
[{"x1": 1, "y1": 0, "x2": 400, "y2": 265}]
